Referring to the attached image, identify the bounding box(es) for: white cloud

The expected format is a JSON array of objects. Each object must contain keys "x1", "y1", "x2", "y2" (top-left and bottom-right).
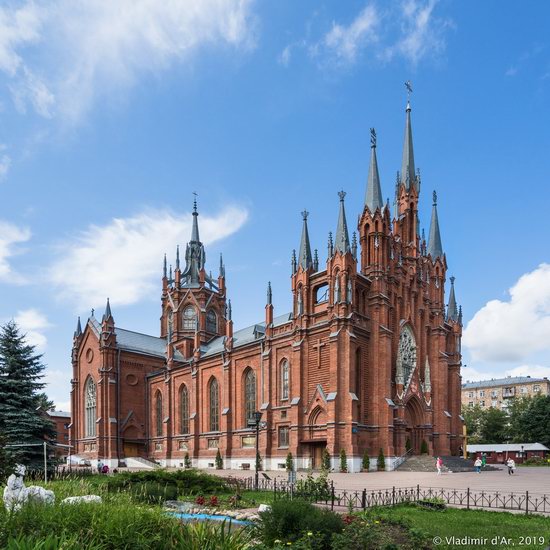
[
  {"x1": 278, "y1": 45, "x2": 292, "y2": 67},
  {"x1": 463, "y1": 264, "x2": 550, "y2": 363},
  {"x1": 15, "y1": 308, "x2": 51, "y2": 351},
  {"x1": 0, "y1": 144, "x2": 11, "y2": 178},
  {"x1": 322, "y1": 4, "x2": 379, "y2": 64},
  {"x1": 0, "y1": 219, "x2": 31, "y2": 282},
  {"x1": 0, "y1": 0, "x2": 257, "y2": 123},
  {"x1": 305, "y1": 0, "x2": 450, "y2": 69},
  {"x1": 384, "y1": 0, "x2": 448, "y2": 65},
  {"x1": 505, "y1": 365, "x2": 550, "y2": 379},
  {"x1": 48, "y1": 205, "x2": 249, "y2": 310}
]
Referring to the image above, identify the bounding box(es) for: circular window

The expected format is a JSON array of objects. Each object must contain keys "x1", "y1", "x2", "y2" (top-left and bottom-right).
[
  {"x1": 85, "y1": 348, "x2": 94, "y2": 363},
  {"x1": 126, "y1": 374, "x2": 138, "y2": 386}
]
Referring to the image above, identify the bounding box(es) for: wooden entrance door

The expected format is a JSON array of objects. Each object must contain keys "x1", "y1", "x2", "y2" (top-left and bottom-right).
[
  {"x1": 311, "y1": 444, "x2": 325, "y2": 469},
  {"x1": 124, "y1": 442, "x2": 138, "y2": 457}
]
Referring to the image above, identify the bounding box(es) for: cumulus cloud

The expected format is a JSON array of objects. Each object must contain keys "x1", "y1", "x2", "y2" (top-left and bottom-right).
[
  {"x1": 48, "y1": 205, "x2": 248, "y2": 310},
  {"x1": 0, "y1": 219, "x2": 31, "y2": 282},
  {"x1": 15, "y1": 308, "x2": 51, "y2": 351},
  {"x1": 463, "y1": 264, "x2": 550, "y2": 363},
  {"x1": 0, "y1": 0, "x2": 256, "y2": 123}
]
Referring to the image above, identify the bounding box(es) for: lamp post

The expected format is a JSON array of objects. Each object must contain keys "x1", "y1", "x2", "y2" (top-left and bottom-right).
[
  {"x1": 521, "y1": 444, "x2": 524, "y2": 463},
  {"x1": 251, "y1": 410, "x2": 263, "y2": 490}
]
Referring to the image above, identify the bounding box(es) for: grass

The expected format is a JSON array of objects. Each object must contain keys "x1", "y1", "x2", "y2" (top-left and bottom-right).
[{"x1": 367, "y1": 504, "x2": 550, "y2": 550}]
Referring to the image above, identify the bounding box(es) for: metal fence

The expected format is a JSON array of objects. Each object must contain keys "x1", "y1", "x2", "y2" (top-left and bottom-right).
[{"x1": 234, "y1": 477, "x2": 550, "y2": 515}]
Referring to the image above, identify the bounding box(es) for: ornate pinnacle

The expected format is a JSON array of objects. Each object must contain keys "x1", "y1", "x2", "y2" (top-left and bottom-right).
[
  {"x1": 370, "y1": 127, "x2": 376, "y2": 148},
  {"x1": 433, "y1": 190, "x2": 437, "y2": 206},
  {"x1": 267, "y1": 281, "x2": 272, "y2": 305},
  {"x1": 301, "y1": 210, "x2": 309, "y2": 221},
  {"x1": 338, "y1": 190, "x2": 346, "y2": 202}
]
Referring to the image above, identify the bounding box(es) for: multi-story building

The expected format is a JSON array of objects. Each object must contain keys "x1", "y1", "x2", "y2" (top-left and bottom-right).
[
  {"x1": 462, "y1": 376, "x2": 550, "y2": 410},
  {"x1": 70, "y1": 97, "x2": 464, "y2": 472},
  {"x1": 47, "y1": 410, "x2": 71, "y2": 459}
]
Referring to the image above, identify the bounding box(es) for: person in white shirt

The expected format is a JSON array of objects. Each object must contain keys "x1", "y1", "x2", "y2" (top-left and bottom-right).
[{"x1": 506, "y1": 458, "x2": 515, "y2": 475}]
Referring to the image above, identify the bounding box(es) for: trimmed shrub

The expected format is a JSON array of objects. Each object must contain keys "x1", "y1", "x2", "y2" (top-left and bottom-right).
[
  {"x1": 294, "y1": 470, "x2": 331, "y2": 502},
  {"x1": 256, "y1": 451, "x2": 262, "y2": 472},
  {"x1": 285, "y1": 452, "x2": 294, "y2": 472},
  {"x1": 420, "y1": 440, "x2": 429, "y2": 455},
  {"x1": 405, "y1": 438, "x2": 412, "y2": 452},
  {"x1": 184, "y1": 453, "x2": 192, "y2": 468},
  {"x1": 362, "y1": 450, "x2": 370, "y2": 472},
  {"x1": 256, "y1": 497, "x2": 344, "y2": 548},
  {"x1": 339, "y1": 449, "x2": 347, "y2": 473},
  {"x1": 321, "y1": 448, "x2": 331, "y2": 471},
  {"x1": 215, "y1": 449, "x2": 223, "y2": 470},
  {"x1": 377, "y1": 448, "x2": 386, "y2": 471}
]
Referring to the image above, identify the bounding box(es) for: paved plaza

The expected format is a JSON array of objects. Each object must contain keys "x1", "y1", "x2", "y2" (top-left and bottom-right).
[{"x1": 218, "y1": 466, "x2": 550, "y2": 495}]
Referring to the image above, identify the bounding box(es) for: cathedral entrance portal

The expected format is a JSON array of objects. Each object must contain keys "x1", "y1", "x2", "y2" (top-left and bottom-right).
[{"x1": 404, "y1": 397, "x2": 423, "y2": 454}]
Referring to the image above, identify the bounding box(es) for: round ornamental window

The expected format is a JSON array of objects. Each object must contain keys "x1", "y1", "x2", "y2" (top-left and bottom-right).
[
  {"x1": 126, "y1": 374, "x2": 138, "y2": 386},
  {"x1": 86, "y1": 348, "x2": 94, "y2": 363}
]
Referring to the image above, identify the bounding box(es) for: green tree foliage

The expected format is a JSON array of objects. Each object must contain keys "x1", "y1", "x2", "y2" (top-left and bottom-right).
[
  {"x1": 462, "y1": 404, "x2": 484, "y2": 443},
  {"x1": 184, "y1": 453, "x2": 191, "y2": 468},
  {"x1": 285, "y1": 451, "x2": 294, "y2": 472},
  {"x1": 362, "y1": 450, "x2": 370, "y2": 471},
  {"x1": 0, "y1": 321, "x2": 55, "y2": 469},
  {"x1": 339, "y1": 449, "x2": 347, "y2": 472},
  {"x1": 479, "y1": 407, "x2": 508, "y2": 444},
  {"x1": 377, "y1": 448, "x2": 385, "y2": 471},
  {"x1": 518, "y1": 395, "x2": 550, "y2": 448},
  {"x1": 420, "y1": 440, "x2": 429, "y2": 454},
  {"x1": 0, "y1": 431, "x2": 15, "y2": 482}
]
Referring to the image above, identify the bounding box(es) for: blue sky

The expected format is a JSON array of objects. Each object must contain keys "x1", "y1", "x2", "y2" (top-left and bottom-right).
[{"x1": 1, "y1": 0, "x2": 549, "y2": 410}]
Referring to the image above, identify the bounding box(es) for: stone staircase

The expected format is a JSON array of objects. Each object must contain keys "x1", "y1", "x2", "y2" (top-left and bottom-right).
[
  {"x1": 396, "y1": 455, "x2": 499, "y2": 473},
  {"x1": 124, "y1": 456, "x2": 161, "y2": 470}
]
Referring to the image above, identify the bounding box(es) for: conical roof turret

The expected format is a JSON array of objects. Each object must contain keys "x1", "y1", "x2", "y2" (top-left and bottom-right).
[
  {"x1": 447, "y1": 276, "x2": 458, "y2": 322},
  {"x1": 334, "y1": 191, "x2": 350, "y2": 254},
  {"x1": 427, "y1": 191, "x2": 443, "y2": 259},
  {"x1": 400, "y1": 100, "x2": 418, "y2": 191},
  {"x1": 365, "y1": 128, "x2": 384, "y2": 212},
  {"x1": 298, "y1": 210, "x2": 313, "y2": 270}
]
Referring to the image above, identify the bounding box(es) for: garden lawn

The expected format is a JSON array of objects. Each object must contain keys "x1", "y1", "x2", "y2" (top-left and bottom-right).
[{"x1": 369, "y1": 504, "x2": 550, "y2": 550}]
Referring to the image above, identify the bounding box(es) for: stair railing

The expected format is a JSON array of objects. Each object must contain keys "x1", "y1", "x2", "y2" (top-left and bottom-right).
[{"x1": 393, "y1": 447, "x2": 414, "y2": 469}]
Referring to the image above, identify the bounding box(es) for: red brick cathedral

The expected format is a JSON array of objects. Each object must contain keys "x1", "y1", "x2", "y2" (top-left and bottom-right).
[{"x1": 71, "y1": 100, "x2": 463, "y2": 472}]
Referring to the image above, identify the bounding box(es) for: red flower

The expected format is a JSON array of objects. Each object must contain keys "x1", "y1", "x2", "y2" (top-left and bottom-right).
[
  {"x1": 209, "y1": 495, "x2": 219, "y2": 507},
  {"x1": 343, "y1": 515, "x2": 355, "y2": 525},
  {"x1": 195, "y1": 496, "x2": 205, "y2": 505}
]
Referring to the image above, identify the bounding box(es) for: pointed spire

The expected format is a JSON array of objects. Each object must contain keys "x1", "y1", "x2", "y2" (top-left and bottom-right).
[
  {"x1": 365, "y1": 128, "x2": 384, "y2": 212},
  {"x1": 291, "y1": 249, "x2": 297, "y2": 274},
  {"x1": 334, "y1": 191, "x2": 350, "y2": 254},
  {"x1": 74, "y1": 317, "x2": 82, "y2": 337},
  {"x1": 163, "y1": 253, "x2": 167, "y2": 278},
  {"x1": 227, "y1": 299, "x2": 232, "y2": 321},
  {"x1": 169, "y1": 264, "x2": 173, "y2": 282},
  {"x1": 427, "y1": 190, "x2": 443, "y2": 258},
  {"x1": 176, "y1": 245, "x2": 180, "y2": 270},
  {"x1": 191, "y1": 194, "x2": 200, "y2": 243},
  {"x1": 327, "y1": 232, "x2": 334, "y2": 258},
  {"x1": 400, "y1": 95, "x2": 417, "y2": 191},
  {"x1": 351, "y1": 232, "x2": 357, "y2": 260},
  {"x1": 219, "y1": 253, "x2": 225, "y2": 278},
  {"x1": 313, "y1": 249, "x2": 319, "y2": 272},
  {"x1": 298, "y1": 210, "x2": 313, "y2": 270},
  {"x1": 447, "y1": 276, "x2": 459, "y2": 322},
  {"x1": 458, "y1": 305, "x2": 463, "y2": 326},
  {"x1": 267, "y1": 281, "x2": 272, "y2": 305},
  {"x1": 103, "y1": 298, "x2": 113, "y2": 323}
]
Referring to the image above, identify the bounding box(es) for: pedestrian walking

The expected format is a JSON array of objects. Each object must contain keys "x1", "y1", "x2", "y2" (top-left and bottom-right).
[
  {"x1": 436, "y1": 456, "x2": 443, "y2": 475},
  {"x1": 506, "y1": 458, "x2": 515, "y2": 475},
  {"x1": 97, "y1": 460, "x2": 103, "y2": 474},
  {"x1": 474, "y1": 457, "x2": 482, "y2": 473},
  {"x1": 481, "y1": 454, "x2": 487, "y2": 469}
]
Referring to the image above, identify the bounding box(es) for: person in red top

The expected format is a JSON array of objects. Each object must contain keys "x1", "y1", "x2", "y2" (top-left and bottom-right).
[{"x1": 436, "y1": 456, "x2": 443, "y2": 475}]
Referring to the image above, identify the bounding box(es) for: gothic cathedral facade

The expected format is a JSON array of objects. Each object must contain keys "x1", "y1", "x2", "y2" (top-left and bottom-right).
[{"x1": 70, "y1": 100, "x2": 463, "y2": 472}]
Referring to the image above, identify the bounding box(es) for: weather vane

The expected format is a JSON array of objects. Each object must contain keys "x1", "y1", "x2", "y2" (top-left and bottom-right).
[
  {"x1": 405, "y1": 80, "x2": 413, "y2": 99},
  {"x1": 192, "y1": 191, "x2": 198, "y2": 211},
  {"x1": 370, "y1": 127, "x2": 376, "y2": 148}
]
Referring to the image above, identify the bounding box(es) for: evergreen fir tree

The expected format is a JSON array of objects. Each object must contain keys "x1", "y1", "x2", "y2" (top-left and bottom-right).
[
  {"x1": 321, "y1": 447, "x2": 331, "y2": 471},
  {"x1": 215, "y1": 448, "x2": 223, "y2": 469},
  {"x1": 285, "y1": 452, "x2": 294, "y2": 472},
  {"x1": 0, "y1": 321, "x2": 56, "y2": 469},
  {"x1": 362, "y1": 450, "x2": 370, "y2": 472},
  {"x1": 377, "y1": 448, "x2": 386, "y2": 471},
  {"x1": 339, "y1": 449, "x2": 347, "y2": 473}
]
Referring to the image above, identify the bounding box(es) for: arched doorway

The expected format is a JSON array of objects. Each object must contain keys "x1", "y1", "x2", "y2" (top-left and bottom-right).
[
  {"x1": 404, "y1": 396, "x2": 424, "y2": 454},
  {"x1": 307, "y1": 406, "x2": 327, "y2": 469}
]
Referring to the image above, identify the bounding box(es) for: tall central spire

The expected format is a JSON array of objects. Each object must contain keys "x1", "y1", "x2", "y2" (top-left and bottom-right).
[
  {"x1": 181, "y1": 196, "x2": 206, "y2": 285},
  {"x1": 365, "y1": 128, "x2": 384, "y2": 212},
  {"x1": 427, "y1": 191, "x2": 443, "y2": 258},
  {"x1": 190, "y1": 194, "x2": 200, "y2": 242},
  {"x1": 298, "y1": 210, "x2": 313, "y2": 270},
  {"x1": 400, "y1": 99, "x2": 417, "y2": 191},
  {"x1": 334, "y1": 190, "x2": 350, "y2": 254}
]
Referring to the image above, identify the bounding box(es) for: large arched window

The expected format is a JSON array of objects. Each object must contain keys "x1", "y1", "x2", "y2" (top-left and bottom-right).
[
  {"x1": 280, "y1": 360, "x2": 289, "y2": 401},
  {"x1": 209, "y1": 378, "x2": 219, "y2": 432},
  {"x1": 183, "y1": 306, "x2": 197, "y2": 330},
  {"x1": 84, "y1": 377, "x2": 96, "y2": 437},
  {"x1": 155, "y1": 391, "x2": 163, "y2": 437},
  {"x1": 180, "y1": 385, "x2": 189, "y2": 435},
  {"x1": 206, "y1": 309, "x2": 217, "y2": 333},
  {"x1": 244, "y1": 369, "x2": 256, "y2": 427}
]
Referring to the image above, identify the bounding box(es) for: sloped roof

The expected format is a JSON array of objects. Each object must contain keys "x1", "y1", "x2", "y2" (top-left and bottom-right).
[{"x1": 47, "y1": 411, "x2": 71, "y2": 418}]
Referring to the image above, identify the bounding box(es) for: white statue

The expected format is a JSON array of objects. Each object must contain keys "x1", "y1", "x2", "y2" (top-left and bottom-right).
[
  {"x1": 61, "y1": 495, "x2": 102, "y2": 505},
  {"x1": 3, "y1": 464, "x2": 55, "y2": 511}
]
